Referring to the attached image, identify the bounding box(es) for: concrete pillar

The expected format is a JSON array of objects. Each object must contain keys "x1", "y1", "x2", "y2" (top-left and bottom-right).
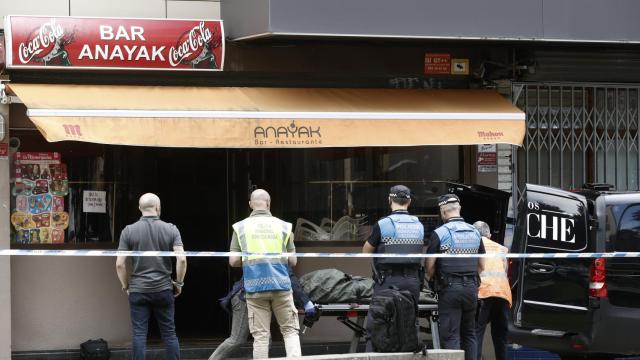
[{"x1": 0, "y1": 100, "x2": 12, "y2": 359}]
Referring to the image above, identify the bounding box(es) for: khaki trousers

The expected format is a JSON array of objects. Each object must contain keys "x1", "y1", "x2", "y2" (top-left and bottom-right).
[{"x1": 246, "y1": 291, "x2": 301, "y2": 359}]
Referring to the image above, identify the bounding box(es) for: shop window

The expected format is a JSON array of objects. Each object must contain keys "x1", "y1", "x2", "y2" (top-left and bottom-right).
[
  {"x1": 237, "y1": 146, "x2": 462, "y2": 246},
  {"x1": 9, "y1": 131, "x2": 121, "y2": 248}
]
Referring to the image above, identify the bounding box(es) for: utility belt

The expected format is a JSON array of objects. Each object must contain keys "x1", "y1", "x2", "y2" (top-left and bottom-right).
[
  {"x1": 372, "y1": 264, "x2": 424, "y2": 287},
  {"x1": 434, "y1": 272, "x2": 480, "y2": 291}
]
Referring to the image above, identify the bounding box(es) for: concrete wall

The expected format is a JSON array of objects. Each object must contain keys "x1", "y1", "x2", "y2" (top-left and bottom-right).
[
  {"x1": 11, "y1": 257, "x2": 131, "y2": 351},
  {"x1": 0, "y1": 0, "x2": 221, "y2": 27},
  {"x1": 1, "y1": 102, "x2": 12, "y2": 360}
]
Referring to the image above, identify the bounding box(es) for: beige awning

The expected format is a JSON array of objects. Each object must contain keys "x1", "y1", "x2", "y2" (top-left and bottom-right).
[{"x1": 8, "y1": 84, "x2": 525, "y2": 148}]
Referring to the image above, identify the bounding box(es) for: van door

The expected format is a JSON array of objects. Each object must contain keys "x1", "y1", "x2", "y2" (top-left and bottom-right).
[
  {"x1": 512, "y1": 184, "x2": 591, "y2": 333},
  {"x1": 446, "y1": 182, "x2": 511, "y2": 244}
]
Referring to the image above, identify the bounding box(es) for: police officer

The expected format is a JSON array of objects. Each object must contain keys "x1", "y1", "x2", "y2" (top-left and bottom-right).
[
  {"x1": 426, "y1": 194, "x2": 485, "y2": 360},
  {"x1": 363, "y1": 185, "x2": 426, "y2": 350}
]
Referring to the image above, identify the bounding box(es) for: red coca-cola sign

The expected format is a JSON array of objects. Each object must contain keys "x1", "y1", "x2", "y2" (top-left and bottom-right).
[{"x1": 4, "y1": 15, "x2": 224, "y2": 71}]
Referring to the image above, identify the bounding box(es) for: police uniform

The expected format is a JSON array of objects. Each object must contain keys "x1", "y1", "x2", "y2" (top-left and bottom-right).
[
  {"x1": 427, "y1": 194, "x2": 484, "y2": 360},
  {"x1": 366, "y1": 185, "x2": 425, "y2": 351}
]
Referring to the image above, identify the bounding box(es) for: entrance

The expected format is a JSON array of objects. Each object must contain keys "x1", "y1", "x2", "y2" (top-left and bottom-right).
[{"x1": 153, "y1": 148, "x2": 232, "y2": 338}]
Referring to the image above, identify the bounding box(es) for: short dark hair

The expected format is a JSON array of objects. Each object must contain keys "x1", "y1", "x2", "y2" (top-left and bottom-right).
[{"x1": 391, "y1": 197, "x2": 410, "y2": 206}]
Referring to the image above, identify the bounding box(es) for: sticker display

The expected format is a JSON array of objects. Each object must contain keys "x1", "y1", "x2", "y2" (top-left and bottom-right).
[
  {"x1": 29, "y1": 194, "x2": 53, "y2": 215},
  {"x1": 53, "y1": 196, "x2": 65, "y2": 212},
  {"x1": 52, "y1": 212, "x2": 70, "y2": 230},
  {"x1": 33, "y1": 179, "x2": 49, "y2": 195},
  {"x1": 52, "y1": 229, "x2": 65, "y2": 243},
  {"x1": 16, "y1": 195, "x2": 28, "y2": 212},
  {"x1": 11, "y1": 152, "x2": 69, "y2": 245},
  {"x1": 11, "y1": 212, "x2": 35, "y2": 230},
  {"x1": 50, "y1": 180, "x2": 69, "y2": 196}
]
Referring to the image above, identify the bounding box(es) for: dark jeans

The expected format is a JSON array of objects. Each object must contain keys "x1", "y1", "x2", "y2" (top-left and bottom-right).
[
  {"x1": 438, "y1": 281, "x2": 478, "y2": 360},
  {"x1": 476, "y1": 297, "x2": 509, "y2": 360},
  {"x1": 129, "y1": 290, "x2": 180, "y2": 360},
  {"x1": 365, "y1": 272, "x2": 421, "y2": 352}
]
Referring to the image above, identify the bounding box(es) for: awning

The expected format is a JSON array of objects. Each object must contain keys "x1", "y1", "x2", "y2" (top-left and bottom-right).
[{"x1": 8, "y1": 84, "x2": 525, "y2": 148}]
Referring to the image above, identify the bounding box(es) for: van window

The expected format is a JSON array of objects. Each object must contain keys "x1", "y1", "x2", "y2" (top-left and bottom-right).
[{"x1": 616, "y1": 205, "x2": 640, "y2": 252}]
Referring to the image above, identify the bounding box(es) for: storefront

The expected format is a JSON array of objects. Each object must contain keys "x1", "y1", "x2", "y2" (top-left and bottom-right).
[{"x1": 1, "y1": 13, "x2": 528, "y2": 353}]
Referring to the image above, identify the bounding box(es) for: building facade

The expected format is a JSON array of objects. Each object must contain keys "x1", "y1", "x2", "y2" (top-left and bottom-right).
[{"x1": 2, "y1": 1, "x2": 640, "y2": 358}]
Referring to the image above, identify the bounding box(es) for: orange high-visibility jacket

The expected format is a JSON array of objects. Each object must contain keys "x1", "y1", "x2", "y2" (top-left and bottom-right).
[{"x1": 478, "y1": 237, "x2": 512, "y2": 307}]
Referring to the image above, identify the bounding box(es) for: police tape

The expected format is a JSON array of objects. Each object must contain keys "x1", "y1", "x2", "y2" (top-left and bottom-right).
[{"x1": 1, "y1": 249, "x2": 640, "y2": 259}]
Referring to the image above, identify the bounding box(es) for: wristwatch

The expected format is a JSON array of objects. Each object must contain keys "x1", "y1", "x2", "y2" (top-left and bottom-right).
[{"x1": 174, "y1": 281, "x2": 184, "y2": 287}]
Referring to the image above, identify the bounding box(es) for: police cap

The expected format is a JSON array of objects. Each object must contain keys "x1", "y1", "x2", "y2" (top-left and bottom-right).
[
  {"x1": 438, "y1": 194, "x2": 460, "y2": 207},
  {"x1": 389, "y1": 185, "x2": 411, "y2": 199}
]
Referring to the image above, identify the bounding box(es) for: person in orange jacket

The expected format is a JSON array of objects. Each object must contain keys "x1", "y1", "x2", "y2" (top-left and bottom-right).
[{"x1": 473, "y1": 221, "x2": 512, "y2": 360}]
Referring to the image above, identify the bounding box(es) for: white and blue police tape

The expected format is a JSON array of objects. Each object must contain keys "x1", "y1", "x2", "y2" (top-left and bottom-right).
[{"x1": 1, "y1": 249, "x2": 640, "y2": 258}]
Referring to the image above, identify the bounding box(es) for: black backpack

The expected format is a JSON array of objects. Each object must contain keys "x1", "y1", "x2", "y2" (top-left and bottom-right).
[
  {"x1": 80, "y1": 338, "x2": 110, "y2": 360},
  {"x1": 369, "y1": 288, "x2": 422, "y2": 353}
]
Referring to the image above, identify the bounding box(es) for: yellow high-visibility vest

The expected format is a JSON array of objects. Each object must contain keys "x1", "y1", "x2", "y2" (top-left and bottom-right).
[{"x1": 233, "y1": 215, "x2": 292, "y2": 293}]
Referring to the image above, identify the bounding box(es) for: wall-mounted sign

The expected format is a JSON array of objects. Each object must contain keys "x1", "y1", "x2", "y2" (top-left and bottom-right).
[
  {"x1": 0, "y1": 143, "x2": 8, "y2": 159},
  {"x1": 83, "y1": 190, "x2": 107, "y2": 213},
  {"x1": 451, "y1": 58, "x2": 469, "y2": 75},
  {"x1": 4, "y1": 15, "x2": 225, "y2": 71},
  {"x1": 424, "y1": 53, "x2": 450, "y2": 75},
  {"x1": 477, "y1": 144, "x2": 497, "y2": 172}
]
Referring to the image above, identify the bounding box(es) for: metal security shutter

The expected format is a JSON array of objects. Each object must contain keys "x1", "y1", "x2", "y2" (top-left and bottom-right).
[{"x1": 512, "y1": 82, "x2": 640, "y2": 206}]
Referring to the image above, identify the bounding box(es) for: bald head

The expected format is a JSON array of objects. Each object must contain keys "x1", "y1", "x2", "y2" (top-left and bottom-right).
[
  {"x1": 139, "y1": 193, "x2": 161, "y2": 216},
  {"x1": 249, "y1": 189, "x2": 271, "y2": 210}
]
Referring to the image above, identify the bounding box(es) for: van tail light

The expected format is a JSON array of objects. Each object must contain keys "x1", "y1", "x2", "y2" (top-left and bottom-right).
[{"x1": 589, "y1": 258, "x2": 608, "y2": 297}]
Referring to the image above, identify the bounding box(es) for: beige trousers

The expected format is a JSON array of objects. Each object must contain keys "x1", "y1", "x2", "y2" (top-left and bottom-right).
[{"x1": 246, "y1": 292, "x2": 301, "y2": 359}]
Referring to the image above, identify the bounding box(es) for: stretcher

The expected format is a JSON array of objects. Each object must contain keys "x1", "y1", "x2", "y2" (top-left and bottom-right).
[{"x1": 304, "y1": 303, "x2": 440, "y2": 353}]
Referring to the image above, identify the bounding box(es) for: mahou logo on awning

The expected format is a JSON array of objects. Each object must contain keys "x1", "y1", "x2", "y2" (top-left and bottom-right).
[{"x1": 5, "y1": 15, "x2": 225, "y2": 71}]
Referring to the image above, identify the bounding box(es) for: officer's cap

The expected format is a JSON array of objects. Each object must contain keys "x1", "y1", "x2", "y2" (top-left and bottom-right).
[
  {"x1": 438, "y1": 194, "x2": 460, "y2": 207},
  {"x1": 389, "y1": 185, "x2": 411, "y2": 199}
]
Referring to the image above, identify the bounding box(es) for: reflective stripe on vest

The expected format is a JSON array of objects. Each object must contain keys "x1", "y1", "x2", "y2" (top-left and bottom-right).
[
  {"x1": 434, "y1": 221, "x2": 481, "y2": 274},
  {"x1": 233, "y1": 216, "x2": 292, "y2": 293},
  {"x1": 376, "y1": 213, "x2": 425, "y2": 265},
  {"x1": 478, "y1": 237, "x2": 512, "y2": 306}
]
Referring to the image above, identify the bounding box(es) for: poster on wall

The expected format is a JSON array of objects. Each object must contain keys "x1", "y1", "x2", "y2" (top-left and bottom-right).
[
  {"x1": 4, "y1": 15, "x2": 225, "y2": 71},
  {"x1": 11, "y1": 152, "x2": 69, "y2": 244},
  {"x1": 477, "y1": 144, "x2": 497, "y2": 173}
]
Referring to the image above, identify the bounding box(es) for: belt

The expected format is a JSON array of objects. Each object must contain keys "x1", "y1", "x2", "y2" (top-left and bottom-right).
[
  {"x1": 379, "y1": 266, "x2": 420, "y2": 276},
  {"x1": 442, "y1": 273, "x2": 477, "y2": 283}
]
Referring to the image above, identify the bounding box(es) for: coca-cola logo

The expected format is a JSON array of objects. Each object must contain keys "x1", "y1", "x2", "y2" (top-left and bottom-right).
[
  {"x1": 169, "y1": 22, "x2": 212, "y2": 67},
  {"x1": 18, "y1": 20, "x2": 64, "y2": 64}
]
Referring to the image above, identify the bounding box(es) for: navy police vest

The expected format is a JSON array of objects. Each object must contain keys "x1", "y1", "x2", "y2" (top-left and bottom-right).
[
  {"x1": 376, "y1": 213, "x2": 425, "y2": 266},
  {"x1": 433, "y1": 220, "x2": 482, "y2": 275}
]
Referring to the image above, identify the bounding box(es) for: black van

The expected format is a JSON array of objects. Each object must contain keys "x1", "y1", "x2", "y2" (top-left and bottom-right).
[{"x1": 508, "y1": 183, "x2": 640, "y2": 359}]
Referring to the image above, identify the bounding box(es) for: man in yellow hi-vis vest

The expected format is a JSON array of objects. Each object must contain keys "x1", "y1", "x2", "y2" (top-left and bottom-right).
[
  {"x1": 473, "y1": 221, "x2": 511, "y2": 360},
  {"x1": 228, "y1": 189, "x2": 301, "y2": 359}
]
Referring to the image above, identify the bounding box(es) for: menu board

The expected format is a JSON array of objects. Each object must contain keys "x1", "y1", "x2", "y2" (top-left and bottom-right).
[{"x1": 11, "y1": 152, "x2": 69, "y2": 244}]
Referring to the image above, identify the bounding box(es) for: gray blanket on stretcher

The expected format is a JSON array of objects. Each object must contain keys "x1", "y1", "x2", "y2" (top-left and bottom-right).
[{"x1": 299, "y1": 269, "x2": 437, "y2": 304}]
